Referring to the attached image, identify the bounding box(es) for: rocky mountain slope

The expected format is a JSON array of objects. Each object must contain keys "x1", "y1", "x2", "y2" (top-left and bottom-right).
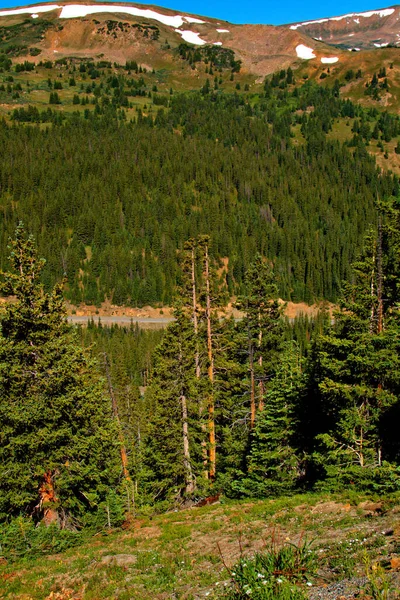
[
  {"x1": 0, "y1": 2, "x2": 399, "y2": 106},
  {"x1": 287, "y1": 5, "x2": 400, "y2": 51},
  {"x1": 0, "y1": 1, "x2": 363, "y2": 75}
]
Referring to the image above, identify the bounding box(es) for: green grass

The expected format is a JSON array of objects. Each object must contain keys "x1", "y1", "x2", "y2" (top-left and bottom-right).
[{"x1": 1, "y1": 492, "x2": 400, "y2": 598}]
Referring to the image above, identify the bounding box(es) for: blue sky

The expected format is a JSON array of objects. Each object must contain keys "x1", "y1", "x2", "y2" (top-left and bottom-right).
[{"x1": 0, "y1": 0, "x2": 392, "y2": 24}]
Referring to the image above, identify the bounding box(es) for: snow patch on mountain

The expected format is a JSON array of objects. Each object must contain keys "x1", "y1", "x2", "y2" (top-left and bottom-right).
[
  {"x1": 0, "y1": 4, "x2": 60, "y2": 17},
  {"x1": 217, "y1": 29, "x2": 230, "y2": 33},
  {"x1": 296, "y1": 44, "x2": 316, "y2": 59},
  {"x1": 184, "y1": 16, "x2": 206, "y2": 24},
  {"x1": 321, "y1": 56, "x2": 339, "y2": 63},
  {"x1": 290, "y1": 8, "x2": 395, "y2": 30},
  {"x1": 60, "y1": 4, "x2": 186, "y2": 27},
  {"x1": 0, "y1": 3, "x2": 209, "y2": 29},
  {"x1": 175, "y1": 29, "x2": 207, "y2": 45}
]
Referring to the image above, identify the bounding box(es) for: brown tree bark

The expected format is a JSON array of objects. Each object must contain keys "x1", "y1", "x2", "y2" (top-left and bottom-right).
[
  {"x1": 104, "y1": 353, "x2": 134, "y2": 511},
  {"x1": 39, "y1": 471, "x2": 59, "y2": 527},
  {"x1": 249, "y1": 345, "x2": 256, "y2": 428},
  {"x1": 180, "y1": 391, "x2": 196, "y2": 495},
  {"x1": 377, "y1": 215, "x2": 384, "y2": 335},
  {"x1": 189, "y1": 241, "x2": 208, "y2": 479},
  {"x1": 204, "y1": 242, "x2": 216, "y2": 481}
]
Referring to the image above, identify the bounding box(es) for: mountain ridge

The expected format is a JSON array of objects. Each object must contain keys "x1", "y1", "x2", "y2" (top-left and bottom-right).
[{"x1": 0, "y1": 0, "x2": 355, "y2": 75}]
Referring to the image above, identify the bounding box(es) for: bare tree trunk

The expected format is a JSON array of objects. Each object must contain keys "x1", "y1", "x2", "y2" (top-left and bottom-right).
[
  {"x1": 204, "y1": 242, "x2": 216, "y2": 481},
  {"x1": 191, "y1": 242, "x2": 208, "y2": 479},
  {"x1": 191, "y1": 244, "x2": 201, "y2": 380},
  {"x1": 249, "y1": 345, "x2": 256, "y2": 428},
  {"x1": 104, "y1": 353, "x2": 134, "y2": 511},
  {"x1": 258, "y1": 311, "x2": 264, "y2": 412},
  {"x1": 181, "y1": 392, "x2": 195, "y2": 495},
  {"x1": 370, "y1": 243, "x2": 376, "y2": 333},
  {"x1": 377, "y1": 215, "x2": 383, "y2": 335}
]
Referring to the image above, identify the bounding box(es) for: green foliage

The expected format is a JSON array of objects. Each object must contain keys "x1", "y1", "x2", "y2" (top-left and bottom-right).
[
  {"x1": 142, "y1": 312, "x2": 205, "y2": 503},
  {"x1": 311, "y1": 198, "x2": 400, "y2": 491},
  {"x1": 0, "y1": 516, "x2": 81, "y2": 561},
  {"x1": 0, "y1": 84, "x2": 394, "y2": 306},
  {"x1": 363, "y1": 554, "x2": 399, "y2": 600},
  {"x1": 177, "y1": 43, "x2": 241, "y2": 72},
  {"x1": 218, "y1": 539, "x2": 316, "y2": 599},
  {"x1": 237, "y1": 342, "x2": 303, "y2": 497},
  {"x1": 0, "y1": 225, "x2": 121, "y2": 524}
]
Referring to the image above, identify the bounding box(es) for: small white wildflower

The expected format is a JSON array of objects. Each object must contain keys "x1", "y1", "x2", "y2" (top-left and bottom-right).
[
  {"x1": 277, "y1": 578, "x2": 283, "y2": 584},
  {"x1": 257, "y1": 573, "x2": 265, "y2": 579},
  {"x1": 245, "y1": 590, "x2": 252, "y2": 596},
  {"x1": 232, "y1": 572, "x2": 236, "y2": 576},
  {"x1": 306, "y1": 582, "x2": 313, "y2": 587}
]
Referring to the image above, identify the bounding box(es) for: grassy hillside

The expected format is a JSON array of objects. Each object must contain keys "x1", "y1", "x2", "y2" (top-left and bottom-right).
[{"x1": 1, "y1": 493, "x2": 400, "y2": 599}]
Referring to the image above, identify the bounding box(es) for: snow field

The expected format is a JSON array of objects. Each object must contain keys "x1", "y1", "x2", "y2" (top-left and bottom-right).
[
  {"x1": 175, "y1": 29, "x2": 207, "y2": 45},
  {"x1": 290, "y1": 8, "x2": 395, "y2": 30},
  {"x1": 0, "y1": 3, "x2": 213, "y2": 46},
  {"x1": 0, "y1": 4, "x2": 60, "y2": 17},
  {"x1": 296, "y1": 44, "x2": 316, "y2": 59},
  {"x1": 321, "y1": 57, "x2": 339, "y2": 64}
]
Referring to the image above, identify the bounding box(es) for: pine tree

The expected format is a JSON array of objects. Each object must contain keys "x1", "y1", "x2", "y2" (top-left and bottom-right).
[
  {"x1": 142, "y1": 310, "x2": 201, "y2": 503},
  {"x1": 235, "y1": 342, "x2": 302, "y2": 497},
  {"x1": 313, "y1": 199, "x2": 400, "y2": 491},
  {"x1": 0, "y1": 225, "x2": 121, "y2": 526},
  {"x1": 237, "y1": 256, "x2": 284, "y2": 427}
]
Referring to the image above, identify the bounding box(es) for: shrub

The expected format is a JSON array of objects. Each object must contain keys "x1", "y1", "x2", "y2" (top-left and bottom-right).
[{"x1": 218, "y1": 537, "x2": 316, "y2": 599}]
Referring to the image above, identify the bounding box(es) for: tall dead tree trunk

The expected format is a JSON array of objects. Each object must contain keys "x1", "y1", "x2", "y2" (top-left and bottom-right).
[
  {"x1": 191, "y1": 243, "x2": 201, "y2": 380},
  {"x1": 178, "y1": 344, "x2": 196, "y2": 495},
  {"x1": 180, "y1": 390, "x2": 196, "y2": 495},
  {"x1": 249, "y1": 342, "x2": 256, "y2": 429},
  {"x1": 104, "y1": 353, "x2": 134, "y2": 511},
  {"x1": 190, "y1": 241, "x2": 208, "y2": 478},
  {"x1": 258, "y1": 310, "x2": 264, "y2": 412},
  {"x1": 377, "y1": 215, "x2": 384, "y2": 335},
  {"x1": 204, "y1": 241, "x2": 216, "y2": 481}
]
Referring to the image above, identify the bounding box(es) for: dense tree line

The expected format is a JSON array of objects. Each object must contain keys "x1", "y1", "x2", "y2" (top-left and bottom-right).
[
  {"x1": 0, "y1": 83, "x2": 398, "y2": 307},
  {"x1": 1, "y1": 197, "x2": 399, "y2": 532},
  {"x1": 140, "y1": 196, "x2": 400, "y2": 503}
]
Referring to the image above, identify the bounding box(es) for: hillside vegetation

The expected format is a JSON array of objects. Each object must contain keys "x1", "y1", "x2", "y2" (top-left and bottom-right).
[
  {"x1": 1, "y1": 493, "x2": 400, "y2": 599},
  {"x1": 1, "y1": 7, "x2": 400, "y2": 600},
  {"x1": 0, "y1": 69, "x2": 399, "y2": 305}
]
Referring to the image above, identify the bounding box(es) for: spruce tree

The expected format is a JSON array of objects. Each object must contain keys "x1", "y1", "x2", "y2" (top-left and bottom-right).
[
  {"x1": 142, "y1": 310, "x2": 202, "y2": 503},
  {"x1": 313, "y1": 199, "x2": 400, "y2": 491},
  {"x1": 236, "y1": 256, "x2": 284, "y2": 427},
  {"x1": 0, "y1": 225, "x2": 121, "y2": 526},
  {"x1": 235, "y1": 342, "x2": 302, "y2": 497}
]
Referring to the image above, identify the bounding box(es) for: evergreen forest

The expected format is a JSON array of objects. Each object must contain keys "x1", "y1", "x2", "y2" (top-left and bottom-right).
[
  {"x1": 1, "y1": 77, "x2": 399, "y2": 306},
  {"x1": 1, "y1": 55, "x2": 400, "y2": 598}
]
